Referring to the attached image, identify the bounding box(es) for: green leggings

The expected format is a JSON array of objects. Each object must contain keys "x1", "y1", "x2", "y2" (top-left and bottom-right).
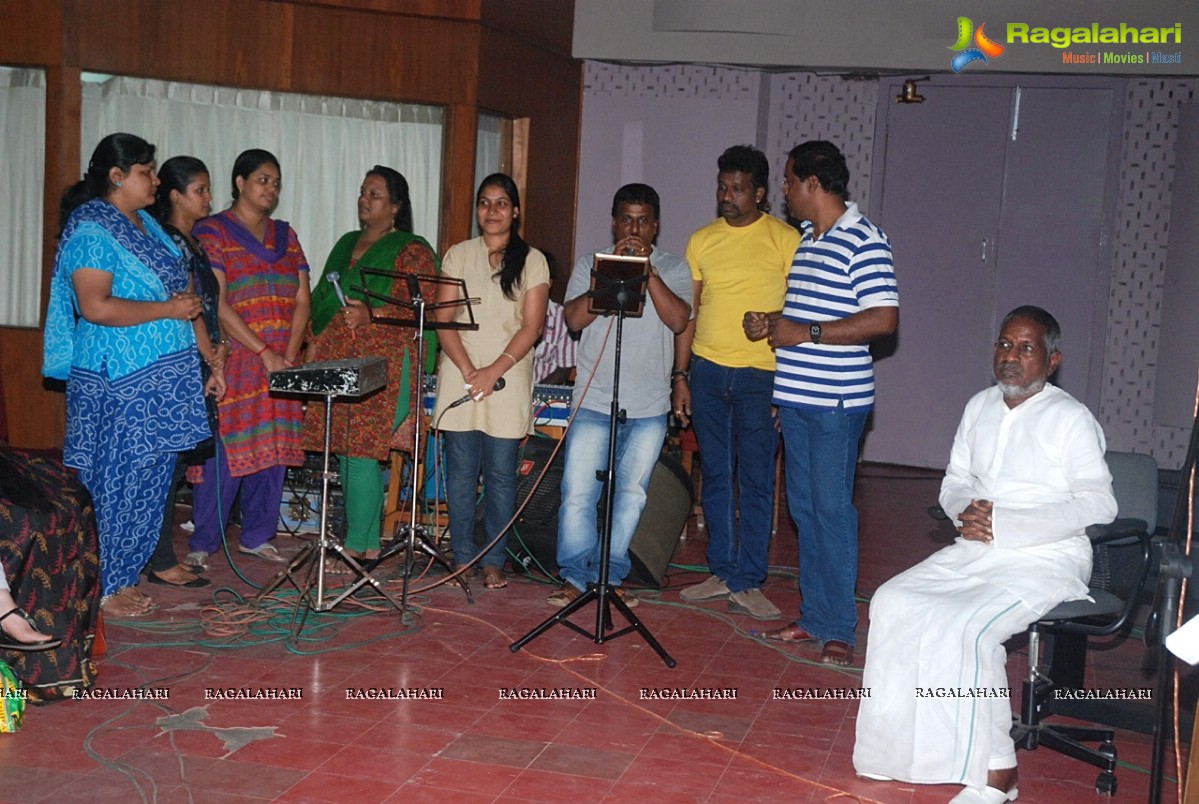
[{"x1": 337, "y1": 455, "x2": 384, "y2": 552}]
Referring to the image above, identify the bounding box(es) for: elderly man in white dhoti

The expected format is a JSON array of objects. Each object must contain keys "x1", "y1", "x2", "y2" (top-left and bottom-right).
[{"x1": 853, "y1": 305, "x2": 1117, "y2": 804}]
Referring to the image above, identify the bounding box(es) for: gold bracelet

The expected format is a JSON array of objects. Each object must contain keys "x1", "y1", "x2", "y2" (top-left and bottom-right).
[{"x1": 501, "y1": 351, "x2": 517, "y2": 365}]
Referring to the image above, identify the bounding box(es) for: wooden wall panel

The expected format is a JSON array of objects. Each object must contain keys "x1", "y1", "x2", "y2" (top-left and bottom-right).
[
  {"x1": 67, "y1": 0, "x2": 296, "y2": 91},
  {"x1": 443, "y1": 103, "x2": 480, "y2": 248},
  {"x1": 287, "y1": 0, "x2": 481, "y2": 20},
  {"x1": 478, "y1": 27, "x2": 581, "y2": 293},
  {"x1": 289, "y1": 6, "x2": 479, "y2": 103},
  {"x1": 65, "y1": 0, "x2": 479, "y2": 105},
  {"x1": 0, "y1": 0, "x2": 62, "y2": 66},
  {"x1": 0, "y1": 62, "x2": 79, "y2": 450},
  {"x1": 0, "y1": 329, "x2": 64, "y2": 450}
]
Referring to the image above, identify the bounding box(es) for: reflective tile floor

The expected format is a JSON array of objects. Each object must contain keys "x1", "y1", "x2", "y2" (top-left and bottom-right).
[{"x1": 0, "y1": 463, "x2": 1186, "y2": 802}]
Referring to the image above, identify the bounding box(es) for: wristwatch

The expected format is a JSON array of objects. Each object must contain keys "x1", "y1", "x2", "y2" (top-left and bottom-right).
[{"x1": 809, "y1": 322, "x2": 822, "y2": 345}]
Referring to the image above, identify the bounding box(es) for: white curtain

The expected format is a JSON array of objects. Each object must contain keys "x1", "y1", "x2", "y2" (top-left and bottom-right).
[
  {"x1": 0, "y1": 67, "x2": 46, "y2": 328},
  {"x1": 81, "y1": 77, "x2": 444, "y2": 279}
]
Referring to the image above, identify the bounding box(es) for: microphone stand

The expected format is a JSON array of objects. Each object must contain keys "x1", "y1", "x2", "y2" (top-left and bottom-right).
[
  {"x1": 510, "y1": 264, "x2": 676, "y2": 668},
  {"x1": 360, "y1": 271, "x2": 480, "y2": 622},
  {"x1": 1148, "y1": 397, "x2": 1199, "y2": 803}
]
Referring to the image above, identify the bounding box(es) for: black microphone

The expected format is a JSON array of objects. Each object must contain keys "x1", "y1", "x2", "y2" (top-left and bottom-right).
[{"x1": 448, "y1": 377, "x2": 506, "y2": 409}]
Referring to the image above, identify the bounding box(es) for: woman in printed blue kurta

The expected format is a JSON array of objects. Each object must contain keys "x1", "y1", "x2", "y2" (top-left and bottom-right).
[{"x1": 43, "y1": 134, "x2": 210, "y2": 619}]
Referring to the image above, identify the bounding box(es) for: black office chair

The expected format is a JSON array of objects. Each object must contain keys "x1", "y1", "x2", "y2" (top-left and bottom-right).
[{"x1": 1008, "y1": 450, "x2": 1157, "y2": 797}]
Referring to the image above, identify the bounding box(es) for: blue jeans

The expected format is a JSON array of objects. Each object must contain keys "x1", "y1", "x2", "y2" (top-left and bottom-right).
[
  {"x1": 443, "y1": 430, "x2": 520, "y2": 569},
  {"x1": 557, "y1": 408, "x2": 666, "y2": 591},
  {"x1": 689, "y1": 355, "x2": 779, "y2": 593},
  {"x1": 778, "y1": 403, "x2": 868, "y2": 647}
]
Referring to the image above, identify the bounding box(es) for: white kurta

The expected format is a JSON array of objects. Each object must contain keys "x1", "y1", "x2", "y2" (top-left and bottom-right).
[{"x1": 853, "y1": 383, "x2": 1117, "y2": 789}]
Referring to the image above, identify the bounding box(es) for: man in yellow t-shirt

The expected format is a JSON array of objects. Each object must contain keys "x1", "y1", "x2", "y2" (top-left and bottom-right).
[{"x1": 673, "y1": 145, "x2": 801, "y2": 621}]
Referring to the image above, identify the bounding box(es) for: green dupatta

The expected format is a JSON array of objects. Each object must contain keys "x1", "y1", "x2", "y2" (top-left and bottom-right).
[{"x1": 310, "y1": 229, "x2": 440, "y2": 430}]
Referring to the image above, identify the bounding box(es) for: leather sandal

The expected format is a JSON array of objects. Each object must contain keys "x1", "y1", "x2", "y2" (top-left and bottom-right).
[
  {"x1": 482, "y1": 566, "x2": 507, "y2": 589},
  {"x1": 760, "y1": 623, "x2": 818, "y2": 643},
  {"x1": 101, "y1": 588, "x2": 154, "y2": 619},
  {"x1": 821, "y1": 640, "x2": 855, "y2": 666}
]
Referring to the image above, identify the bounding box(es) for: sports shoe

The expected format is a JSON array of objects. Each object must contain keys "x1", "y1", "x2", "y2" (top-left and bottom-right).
[
  {"x1": 727, "y1": 588, "x2": 782, "y2": 621},
  {"x1": 679, "y1": 575, "x2": 730, "y2": 602}
]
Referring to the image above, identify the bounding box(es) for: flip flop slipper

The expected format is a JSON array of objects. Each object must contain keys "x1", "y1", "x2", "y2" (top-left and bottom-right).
[
  {"x1": 0, "y1": 608, "x2": 62, "y2": 651},
  {"x1": 239, "y1": 544, "x2": 285, "y2": 562}
]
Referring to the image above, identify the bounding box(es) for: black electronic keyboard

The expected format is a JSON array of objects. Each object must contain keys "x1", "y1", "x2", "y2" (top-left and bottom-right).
[{"x1": 269, "y1": 357, "x2": 388, "y2": 397}]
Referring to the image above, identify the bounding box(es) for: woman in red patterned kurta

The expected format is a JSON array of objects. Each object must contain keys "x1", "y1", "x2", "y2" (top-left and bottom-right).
[
  {"x1": 303, "y1": 167, "x2": 439, "y2": 558},
  {"x1": 186, "y1": 149, "x2": 311, "y2": 567}
]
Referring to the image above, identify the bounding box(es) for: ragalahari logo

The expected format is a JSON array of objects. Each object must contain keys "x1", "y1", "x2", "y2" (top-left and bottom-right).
[{"x1": 948, "y1": 17, "x2": 1006, "y2": 72}]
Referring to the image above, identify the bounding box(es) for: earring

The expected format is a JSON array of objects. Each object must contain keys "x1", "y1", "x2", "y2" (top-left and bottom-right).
[{"x1": 116, "y1": 181, "x2": 123, "y2": 188}]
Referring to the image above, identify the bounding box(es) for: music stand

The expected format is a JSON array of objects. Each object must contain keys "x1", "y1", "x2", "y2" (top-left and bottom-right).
[
  {"x1": 510, "y1": 255, "x2": 677, "y2": 667},
  {"x1": 259, "y1": 357, "x2": 408, "y2": 635},
  {"x1": 359, "y1": 270, "x2": 480, "y2": 621}
]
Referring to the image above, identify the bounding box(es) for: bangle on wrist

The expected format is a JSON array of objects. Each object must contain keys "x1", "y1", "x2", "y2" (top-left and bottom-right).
[
  {"x1": 255, "y1": 344, "x2": 269, "y2": 356},
  {"x1": 501, "y1": 351, "x2": 517, "y2": 366}
]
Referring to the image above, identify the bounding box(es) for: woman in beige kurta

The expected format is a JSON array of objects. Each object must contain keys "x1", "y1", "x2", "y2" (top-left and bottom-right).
[{"x1": 432, "y1": 173, "x2": 549, "y2": 588}]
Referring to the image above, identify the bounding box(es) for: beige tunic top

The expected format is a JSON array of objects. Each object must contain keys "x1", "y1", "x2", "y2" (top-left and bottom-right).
[{"x1": 432, "y1": 236, "x2": 550, "y2": 438}]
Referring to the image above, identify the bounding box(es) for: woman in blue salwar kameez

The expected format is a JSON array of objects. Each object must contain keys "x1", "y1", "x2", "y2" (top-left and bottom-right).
[{"x1": 43, "y1": 133, "x2": 210, "y2": 619}]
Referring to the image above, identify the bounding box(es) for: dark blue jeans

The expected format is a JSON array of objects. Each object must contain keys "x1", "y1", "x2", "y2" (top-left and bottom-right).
[
  {"x1": 778, "y1": 403, "x2": 868, "y2": 647},
  {"x1": 690, "y1": 355, "x2": 779, "y2": 593},
  {"x1": 442, "y1": 430, "x2": 520, "y2": 569}
]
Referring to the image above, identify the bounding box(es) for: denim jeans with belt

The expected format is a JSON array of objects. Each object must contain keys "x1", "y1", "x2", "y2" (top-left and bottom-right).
[
  {"x1": 556, "y1": 407, "x2": 666, "y2": 591},
  {"x1": 689, "y1": 355, "x2": 779, "y2": 593},
  {"x1": 778, "y1": 403, "x2": 868, "y2": 646}
]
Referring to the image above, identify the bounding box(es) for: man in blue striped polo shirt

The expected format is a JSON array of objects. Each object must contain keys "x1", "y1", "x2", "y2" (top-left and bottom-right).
[{"x1": 745, "y1": 140, "x2": 898, "y2": 666}]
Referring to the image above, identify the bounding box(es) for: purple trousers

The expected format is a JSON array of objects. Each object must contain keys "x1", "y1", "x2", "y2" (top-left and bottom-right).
[{"x1": 189, "y1": 443, "x2": 286, "y2": 554}]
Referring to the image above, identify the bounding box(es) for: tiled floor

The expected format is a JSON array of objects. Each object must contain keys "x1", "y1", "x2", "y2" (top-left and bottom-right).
[{"x1": 1, "y1": 463, "x2": 1186, "y2": 802}]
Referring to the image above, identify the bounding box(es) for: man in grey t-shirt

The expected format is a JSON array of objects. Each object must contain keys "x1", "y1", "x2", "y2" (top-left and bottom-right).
[{"x1": 547, "y1": 184, "x2": 693, "y2": 607}]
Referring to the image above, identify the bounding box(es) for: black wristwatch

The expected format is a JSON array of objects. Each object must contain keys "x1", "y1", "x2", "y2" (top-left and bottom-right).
[{"x1": 809, "y1": 322, "x2": 823, "y2": 345}]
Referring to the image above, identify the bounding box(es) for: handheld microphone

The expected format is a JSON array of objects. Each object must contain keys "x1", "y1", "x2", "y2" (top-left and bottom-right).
[
  {"x1": 448, "y1": 377, "x2": 506, "y2": 409},
  {"x1": 327, "y1": 272, "x2": 349, "y2": 307}
]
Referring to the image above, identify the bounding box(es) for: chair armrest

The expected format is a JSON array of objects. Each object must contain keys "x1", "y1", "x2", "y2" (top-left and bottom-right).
[{"x1": 1086, "y1": 518, "x2": 1151, "y2": 547}]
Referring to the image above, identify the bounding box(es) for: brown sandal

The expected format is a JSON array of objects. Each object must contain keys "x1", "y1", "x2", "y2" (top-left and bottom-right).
[
  {"x1": 821, "y1": 640, "x2": 855, "y2": 666},
  {"x1": 482, "y1": 567, "x2": 507, "y2": 589}
]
